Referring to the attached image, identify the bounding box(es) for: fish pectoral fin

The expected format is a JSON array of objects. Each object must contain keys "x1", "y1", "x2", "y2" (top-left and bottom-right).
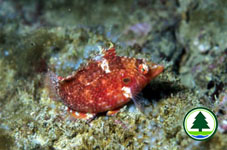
[
  {"x1": 68, "y1": 109, "x2": 96, "y2": 121},
  {"x1": 107, "y1": 109, "x2": 120, "y2": 116}
]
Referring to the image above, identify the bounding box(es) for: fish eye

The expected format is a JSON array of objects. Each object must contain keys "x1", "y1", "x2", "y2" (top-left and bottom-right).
[
  {"x1": 139, "y1": 63, "x2": 149, "y2": 74},
  {"x1": 123, "y1": 77, "x2": 131, "y2": 84}
]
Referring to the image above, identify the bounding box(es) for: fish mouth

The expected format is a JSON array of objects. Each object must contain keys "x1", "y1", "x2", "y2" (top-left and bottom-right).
[{"x1": 150, "y1": 64, "x2": 164, "y2": 79}]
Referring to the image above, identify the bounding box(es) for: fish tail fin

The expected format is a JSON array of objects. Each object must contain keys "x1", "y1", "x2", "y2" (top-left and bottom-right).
[{"x1": 44, "y1": 70, "x2": 61, "y2": 101}]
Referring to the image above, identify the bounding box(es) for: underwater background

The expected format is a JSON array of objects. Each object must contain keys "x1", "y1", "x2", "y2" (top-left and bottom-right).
[{"x1": 0, "y1": 0, "x2": 226, "y2": 149}]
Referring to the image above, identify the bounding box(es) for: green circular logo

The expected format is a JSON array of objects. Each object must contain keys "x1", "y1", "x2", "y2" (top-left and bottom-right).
[{"x1": 183, "y1": 107, "x2": 218, "y2": 141}]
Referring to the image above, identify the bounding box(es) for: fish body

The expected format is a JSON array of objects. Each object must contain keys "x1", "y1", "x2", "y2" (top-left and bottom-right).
[{"x1": 49, "y1": 47, "x2": 163, "y2": 119}]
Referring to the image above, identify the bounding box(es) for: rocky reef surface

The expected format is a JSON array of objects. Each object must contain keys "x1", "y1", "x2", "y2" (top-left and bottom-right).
[{"x1": 0, "y1": 0, "x2": 226, "y2": 149}]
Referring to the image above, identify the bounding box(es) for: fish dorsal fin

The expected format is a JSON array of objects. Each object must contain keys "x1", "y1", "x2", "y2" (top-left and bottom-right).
[{"x1": 103, "y1": 47, "x2": 116, "y2": 59}]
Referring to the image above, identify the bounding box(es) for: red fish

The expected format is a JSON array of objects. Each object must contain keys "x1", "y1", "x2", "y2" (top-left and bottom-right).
[{"x1": 47, "y1": 47, "x2": 164, "y2": 120}]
